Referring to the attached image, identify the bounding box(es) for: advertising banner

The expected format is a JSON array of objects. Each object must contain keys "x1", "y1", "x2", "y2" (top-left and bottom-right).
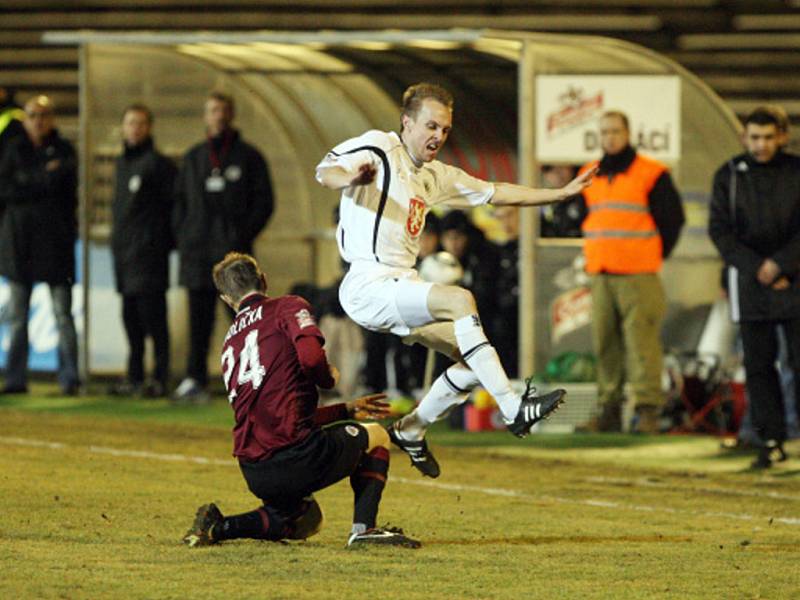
[{"x1": 536, "y1": 75, "x2": 681, "y2": 163}]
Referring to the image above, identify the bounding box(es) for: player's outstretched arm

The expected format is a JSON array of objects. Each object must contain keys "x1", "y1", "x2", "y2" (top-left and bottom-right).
[
  {"x1": 490, "y1": 166, "x2": 597, "y2": 207},
  {"x1": 316, "y1": 163, "x2": 377, "y2": 190},
  {"x1": 347, "y1": 393, "x2": 392, "y2": 421}
]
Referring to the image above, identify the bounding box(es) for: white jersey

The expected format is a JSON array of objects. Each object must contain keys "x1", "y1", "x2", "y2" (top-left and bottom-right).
[{"x1": 316, "y1": 130, "x2": 494, "y2": 269}]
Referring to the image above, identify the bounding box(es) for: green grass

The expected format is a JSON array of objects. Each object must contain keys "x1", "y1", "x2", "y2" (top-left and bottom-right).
[{"x1": 2, "y1": 389, "x2": 799, "y2": 599}]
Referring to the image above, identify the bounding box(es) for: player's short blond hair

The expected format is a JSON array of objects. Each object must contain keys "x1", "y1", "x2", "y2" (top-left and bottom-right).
[
  {"x1": 212, "y1": 252, "x2": 266, "y2": 302},
  {"x1": 401, "y1": 83, "x2": 453, "y2": 130}
]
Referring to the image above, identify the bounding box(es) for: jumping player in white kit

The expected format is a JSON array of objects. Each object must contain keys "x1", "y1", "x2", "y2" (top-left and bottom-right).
[{"x1": 316, "y1": 83, "x2": 596, "y2": 478}]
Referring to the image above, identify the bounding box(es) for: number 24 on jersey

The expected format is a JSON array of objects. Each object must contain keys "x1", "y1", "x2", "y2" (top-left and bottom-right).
[{"x1": 221, "y1": 330, "x2": 266, "y2": 403}]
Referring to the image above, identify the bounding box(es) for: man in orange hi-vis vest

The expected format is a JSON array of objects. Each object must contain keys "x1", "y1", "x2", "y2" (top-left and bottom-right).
[{"x1": 578, "y1": 111, "x2": 685, "y2": 434}]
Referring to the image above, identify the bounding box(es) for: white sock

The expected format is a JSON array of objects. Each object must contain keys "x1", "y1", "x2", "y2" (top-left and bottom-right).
[
  {"x1": 395, "y1": 364, "x2": 480, "y2": 440},
  {"x1": 453, "y1": 314, "x2": 520, "y2": 421},
  {"x1": 351, "y1": 523, "x2": 367, "y2": 535}
]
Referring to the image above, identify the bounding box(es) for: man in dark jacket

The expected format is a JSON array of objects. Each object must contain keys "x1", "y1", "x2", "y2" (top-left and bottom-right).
[
  {"x1": 709, "y1": 107, "x2": 800, "y2": 468},
  {"x1": 0, "y1": 95, "x2": 79, "y2": 395},
  {"x1": 110, "y1": 104, "x2": 177, "y2": 397},
  {"x1": 172, "y1": 91, "x2": 274, "y2": 401}
]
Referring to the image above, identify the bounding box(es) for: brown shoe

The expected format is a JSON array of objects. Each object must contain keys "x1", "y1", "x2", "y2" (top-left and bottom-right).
[
  {"x1": 633, "y1": 405, "x2": 662, "y2": 434},
  {"x1": 578, "y1": 401, "x2": 622, "y2": 433}
]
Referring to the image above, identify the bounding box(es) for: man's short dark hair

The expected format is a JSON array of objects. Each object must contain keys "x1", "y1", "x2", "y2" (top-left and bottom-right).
[
  {"x1": 440, "y1": 210, "x2": 472, "y2": 235},
  {"x1": 122, "y1": 103, "x2": 153, "y2": 124},
  {"x1": 401, "y1": 83, "x2": 453, "y2": 130},
  {"x1": 213, "y1": 252, "x2": 266, "y2": 303},
  {"x1": 208, "y1": 91, "x2": 235, "y2": 113},
  {"x1": 424, "y1": 211, "x2": 441, "y2": 236},
  {"x1": 764, "y1": 104, "x2": 789, "y2": 133},
  {"x1": 744, "y1": 107, "x2": 780, "y2": 129}
]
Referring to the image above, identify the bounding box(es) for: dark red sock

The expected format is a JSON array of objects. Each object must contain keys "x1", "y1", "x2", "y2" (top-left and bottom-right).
[{"x1": 350, "y1": 446, "x2": 389, "y2": 530}]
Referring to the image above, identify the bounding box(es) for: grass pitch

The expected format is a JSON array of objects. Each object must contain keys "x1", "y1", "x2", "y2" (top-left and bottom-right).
[{"x1": 1, "y1": 388, "x2": 799, "y2": 599}]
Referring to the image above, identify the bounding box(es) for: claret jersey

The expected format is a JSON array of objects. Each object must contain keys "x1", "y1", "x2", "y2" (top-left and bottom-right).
[
  {"x1": 316, "y1": 130, "x2": 495, "y2": 268},
  {"x1": 221, "y1": 293, "x2": 326, "y2": 462}
]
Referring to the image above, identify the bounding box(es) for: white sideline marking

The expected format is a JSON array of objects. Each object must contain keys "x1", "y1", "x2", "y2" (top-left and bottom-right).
[
  {"x1": 3, "y1": 435, "x2": 799, "y2": 527},
  {"x1": 88, "y1": 445, "x2": 233, "y2": 466},
  {"x1": 2, "y1": 437, "x2": 66, "y2": 450}
]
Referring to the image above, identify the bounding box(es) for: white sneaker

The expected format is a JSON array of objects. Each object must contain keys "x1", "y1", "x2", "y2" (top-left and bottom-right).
[
  {"x1": 173, "y1": 377, "x2": 202, "y2": 399},
  {"x1": 347, "y1": 526, "x2": 421, "y2": 549}
]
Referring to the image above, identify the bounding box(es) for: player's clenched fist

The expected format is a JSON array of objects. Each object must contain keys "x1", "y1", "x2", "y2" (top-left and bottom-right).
[{"x1": 351, "y1": 163, "x2": 376, "y2": 186}]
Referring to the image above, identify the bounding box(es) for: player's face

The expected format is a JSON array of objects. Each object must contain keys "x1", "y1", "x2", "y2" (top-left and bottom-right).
[
  {"x1": 23, "y1": 98, "x2": 54, "y2": 144},
  {"x1": 204, "y1": 98, "x2": 234, "y2": 137},
  {"x1": 744, "y1": 123, "x2": 780, "y2": 163},
  {"x1": 599, "y1": 115, "x2": 630, "y2": 156},
  {"x1": 122, "y1": 110, "x2": 151, "y2": 147},
  {"x1": 402, "y1": 99, "x2": 452, "y2": 163},
  {"x1": 419, "y1": 230, "x2": 439, "y2": 259}
]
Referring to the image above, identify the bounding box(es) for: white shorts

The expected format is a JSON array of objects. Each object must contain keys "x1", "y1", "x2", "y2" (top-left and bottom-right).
[{"x1": 338, "y1": 262, "x2": 434, "y2": 336}]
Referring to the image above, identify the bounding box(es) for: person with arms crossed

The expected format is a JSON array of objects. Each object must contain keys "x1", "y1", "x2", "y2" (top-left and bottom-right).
[
  {"x1": 182, "y1": 252, "x2": 420, "y2": 548},
  {"x1": 316, "y1": 83, "x2": 595, "y2": 478}
]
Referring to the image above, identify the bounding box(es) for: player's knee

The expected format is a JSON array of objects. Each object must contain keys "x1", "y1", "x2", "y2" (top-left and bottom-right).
[
  {"x1": 364, "y1": 423, "x2": 390, "y2": 451},
  {"x1": 429, "y1": 285, "x2": 476, "y2": 321},
  {"x1": 449, "y1": 287, "x2": 477, "y2": 318}
]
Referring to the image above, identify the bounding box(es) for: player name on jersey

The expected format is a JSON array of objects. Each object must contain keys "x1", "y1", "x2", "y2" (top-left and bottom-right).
[{"x1": 224, "y1": 305, "x2": 263, "y2": 343}]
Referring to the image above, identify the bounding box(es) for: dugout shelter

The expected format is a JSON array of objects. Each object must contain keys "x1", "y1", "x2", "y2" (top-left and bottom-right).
[{"x1": 43, "y1": 29, "x2": 741, "y2": 390}]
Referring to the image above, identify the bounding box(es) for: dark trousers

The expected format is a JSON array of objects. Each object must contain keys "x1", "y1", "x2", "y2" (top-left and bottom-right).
[
  {"x1": 185, "y1": 289, "x2": 219, "y2": 386},
  {"x1": 363, "y1": 330, "x2": 426, "y2": 395},
  {"x1": 122, "y1": 292, "x2": 169, "y2": 386},
  {"x1": 740, "y1": 318, "x2": 800, "y2": 443}
]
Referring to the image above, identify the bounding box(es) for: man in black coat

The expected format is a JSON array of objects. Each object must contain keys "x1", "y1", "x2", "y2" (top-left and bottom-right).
[
  {"x1": 0, "y1": 95, "x2": 79, "y2": 395},
  {"x1": 110, "y1": 104, "x2": 177, "y2": 397},
  {"x1": 172, "y1": 91, "x2": 274, "y2": 401},
  {"x1": 709, "y1": 107, "x2": 800, "y2": 468}
]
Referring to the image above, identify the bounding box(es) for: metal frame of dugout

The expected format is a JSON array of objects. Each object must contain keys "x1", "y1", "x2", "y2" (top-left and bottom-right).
[{"x1": 42, "y1": 29, "x2": 742, "y2": 392}]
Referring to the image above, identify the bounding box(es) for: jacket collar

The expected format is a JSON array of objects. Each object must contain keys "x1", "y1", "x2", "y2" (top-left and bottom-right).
[
  {"x1": 599, "y1": 145, "x2": 636, "y2": 177},
  {"x1": 742, "y1": 149, "x2": 786, "y2": 170},
  {"x1": 123, "y1": 137, "x2": 154, "y2": 159}
]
